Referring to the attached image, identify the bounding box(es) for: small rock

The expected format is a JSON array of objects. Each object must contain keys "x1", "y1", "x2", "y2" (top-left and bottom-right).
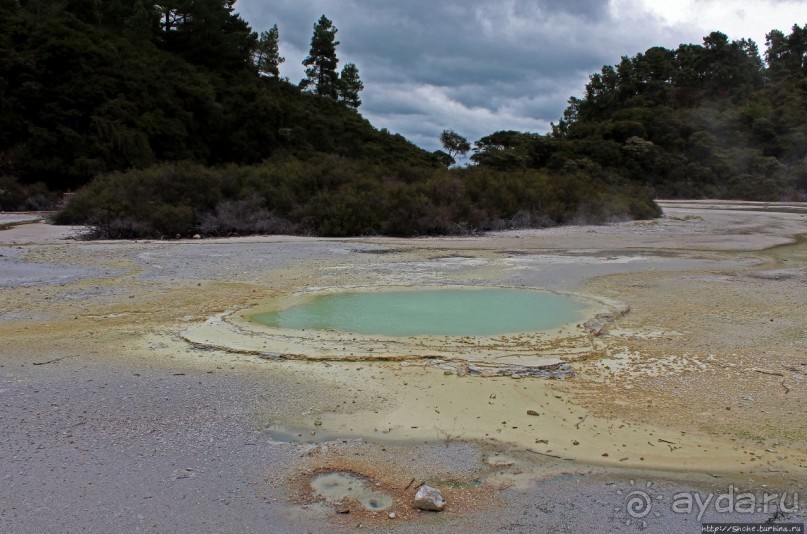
[
  {"x1": 336, "y1": 506, "x2": 350, "y2": 514},
  {"x1": 192, "y1": 234, "x2": 201, "y2": 239},
  {"x1": 259, "y1": 353, "x2": 286, "y2": 361},
  {"x1": 388, "y1": 512, "x2": 397, "y2": 519},
  {"x1": 527, "y1": 410, "x2": 540, "y2": 416},
  {"x1": 414, "y1": 485, "x2": 445, "y2": 511},
  {"x1": 595, "y1": 312, "x2": 616, "y2": 323},
  {"x1": 583, "y1": 319, "x2": 606, "y2": 336}
]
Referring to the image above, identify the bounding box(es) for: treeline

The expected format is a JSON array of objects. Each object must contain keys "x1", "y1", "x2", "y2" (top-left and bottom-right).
[
  {"x1": 55, "y1": 157, "x2": 659, "y2": 238},
  {"x1": 1, "y1": 0, "x2": 658, "y2": 235},
  {"x1": 459, "y1": 27, "x2": 807, "y2": 200},
  {"x1": 0, "y1": 1, "x2": 405, "y2": 194}
]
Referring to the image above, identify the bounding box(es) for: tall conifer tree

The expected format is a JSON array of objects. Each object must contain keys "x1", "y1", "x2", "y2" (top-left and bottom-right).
[
  {"x1": 301, "y1": 15, "x2": 339, "y2": 98},
  {"x1": 337, "y1": 63, "x2": 363, "y2": 108},
  {"x1": 254, "y1": 24, "x2": 284, "y2": 77}
]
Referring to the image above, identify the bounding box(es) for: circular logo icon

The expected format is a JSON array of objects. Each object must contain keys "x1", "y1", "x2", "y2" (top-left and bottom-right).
[{"x1": 625, "y1": 490, "x2": 653, "y2": 518}]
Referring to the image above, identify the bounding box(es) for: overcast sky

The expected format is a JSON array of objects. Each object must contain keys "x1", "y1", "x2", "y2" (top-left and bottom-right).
[{"x1": 235, "y1": 0, "x2": 805, "y2": 152}]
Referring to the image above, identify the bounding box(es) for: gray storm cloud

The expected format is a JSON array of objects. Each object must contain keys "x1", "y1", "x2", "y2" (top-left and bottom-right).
[{"x1": 234, "y1": 0, "x2": 788, "y2": 151}]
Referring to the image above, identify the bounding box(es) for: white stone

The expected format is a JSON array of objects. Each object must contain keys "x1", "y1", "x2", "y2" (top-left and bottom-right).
[{"x1": 414, "y1": 485, "x2": 445, "y2": 511}]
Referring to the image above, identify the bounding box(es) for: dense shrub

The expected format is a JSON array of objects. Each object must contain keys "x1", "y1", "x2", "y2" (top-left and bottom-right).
[
  {"x1": 55, "y1": 156, "x2": 660, "y2": 238},
  {"x1": 0, "y1": 176, "x2": 59, "y2": 211}
]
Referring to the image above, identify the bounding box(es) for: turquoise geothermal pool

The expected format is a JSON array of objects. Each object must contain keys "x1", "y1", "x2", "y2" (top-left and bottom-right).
[{"x1": 250, "y1": 288, "x2": 585, "y2": 337}]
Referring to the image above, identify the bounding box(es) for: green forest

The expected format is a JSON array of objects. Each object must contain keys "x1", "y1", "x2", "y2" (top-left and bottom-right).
[
  {"x1": 1, "y1": 1, "x2": 804, "y2": 237},
  {"x1": 470, "y1": 28, "x2": 807, "y2": 200}
]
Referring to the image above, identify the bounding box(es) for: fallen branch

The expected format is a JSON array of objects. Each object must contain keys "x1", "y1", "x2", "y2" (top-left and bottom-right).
[
  {"x1": 780, "y1": 380, "x2": 790, "y2": 394},
  {"x1": 575, "y1": 415, "x2": 588, "y2": 429},
  {"x1": 753, "y1": 369, "x2": 784, "y2": 377},
  {"x1": 32, "y1": 356, "x2": 67, "y2": 366},
  {"x1": 435, "y1": 418, "x2": 464, "y2": 447},
  {"x1": 531, "y1": 451, "x2": 562, "y2": 459},
  {"x1": 404, "y1": 478, "x2": 416, "y2": 490}
]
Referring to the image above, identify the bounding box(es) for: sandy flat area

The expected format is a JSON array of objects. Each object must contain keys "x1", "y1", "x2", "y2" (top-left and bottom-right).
[{"x1": 1, "y1": 201, "x2": 805, "y2": 532}]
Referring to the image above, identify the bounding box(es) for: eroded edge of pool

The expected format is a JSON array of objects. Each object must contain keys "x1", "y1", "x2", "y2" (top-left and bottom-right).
[{"x1": 181, "y1": 284, "x2": 629, "y2": 379}]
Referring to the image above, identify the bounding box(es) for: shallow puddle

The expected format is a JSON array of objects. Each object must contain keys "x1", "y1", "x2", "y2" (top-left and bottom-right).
[
  {"x1": 262, "y1": 421, "x2": 346, "y2": 443},
  {"x1": 310, "y1": 472, "x2": 393, "y2": 511}
]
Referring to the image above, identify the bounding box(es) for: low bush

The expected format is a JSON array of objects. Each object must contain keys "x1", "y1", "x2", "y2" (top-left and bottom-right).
[
  {"x1": 0, "y1": 176, "x2": 60, "y2": 211},
  {"x1": 55, "y1": 156, "x2": 660, "y2": 238}
]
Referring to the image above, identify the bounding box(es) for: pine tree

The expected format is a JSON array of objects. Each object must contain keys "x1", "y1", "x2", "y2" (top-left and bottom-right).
[
  {"x1": 301, "y1": 15, "x2": 339, "y2": 98},
  {"x1": 337, "y1": 63, "x2": 363, "y2": 108},
  {"x1": 153, "y1": 0, "x2": 255, "y2": 71},
  {"x1": 254, "y1": 24, "x2": 284, "y2": 77}
]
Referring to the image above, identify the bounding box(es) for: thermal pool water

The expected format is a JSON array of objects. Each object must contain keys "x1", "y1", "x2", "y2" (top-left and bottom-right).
[{"x1": 250, "y1": 288, "x2": 585, "y2": 336}]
